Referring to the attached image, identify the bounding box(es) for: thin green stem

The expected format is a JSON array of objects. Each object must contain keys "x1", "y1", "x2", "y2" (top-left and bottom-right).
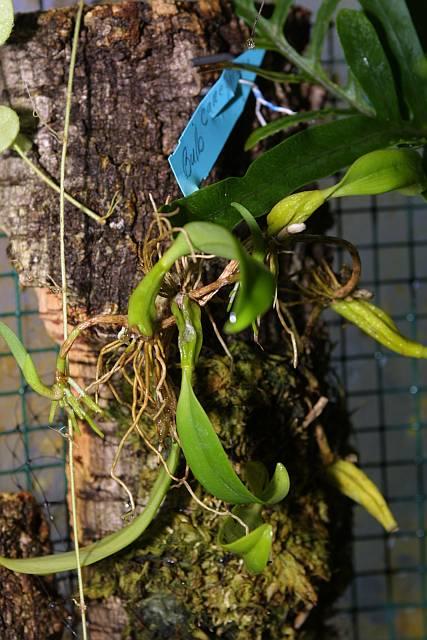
[
  {"x1": 59, "y1": 1, "x2": 88, "y2": 638},
  {"x1": 12, "y1": 142, "x2": 106, "y2": 225}
]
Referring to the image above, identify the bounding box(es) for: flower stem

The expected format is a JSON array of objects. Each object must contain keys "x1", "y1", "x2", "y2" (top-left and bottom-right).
[{"x1": 59, "y1": 1, "x2": 88, "y2": 637}]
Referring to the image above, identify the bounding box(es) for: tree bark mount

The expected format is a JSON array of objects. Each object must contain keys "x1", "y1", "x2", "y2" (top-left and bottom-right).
[
  {"x1": 0, "y1": 3, "x2": 350, "y2": 639},
  {"x1": 0, "y1": 492, "x2": 66, "y2": 640}
]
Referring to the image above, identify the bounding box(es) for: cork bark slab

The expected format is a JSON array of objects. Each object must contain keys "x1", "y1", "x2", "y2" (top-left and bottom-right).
[{"x1": 0, "y1": 492, "x2": 66, "y2": 640}]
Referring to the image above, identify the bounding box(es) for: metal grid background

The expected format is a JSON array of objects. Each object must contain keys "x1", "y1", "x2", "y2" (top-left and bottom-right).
[{"x1": 0, "y1": 1, "x2": 426, "y2": 638}]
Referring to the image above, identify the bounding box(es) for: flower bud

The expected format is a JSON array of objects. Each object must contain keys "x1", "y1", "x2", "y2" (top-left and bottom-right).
[
  {"x1": 326, "y1": 459, "x2": 398, "y2": 533},
  {"x1": 267, "y1": 148, "x2": 427, "y2": 237},
  {"x1": 267, "y1": 189, "x2": 329, "y2": 235},
  {"x1": 332, "y1": 148, "x2": 426, "y2": 198}
]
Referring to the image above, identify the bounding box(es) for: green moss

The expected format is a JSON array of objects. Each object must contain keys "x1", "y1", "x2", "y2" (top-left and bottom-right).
[{"x1": 86, "y1": 340, "x2": 351, "y2": 639}]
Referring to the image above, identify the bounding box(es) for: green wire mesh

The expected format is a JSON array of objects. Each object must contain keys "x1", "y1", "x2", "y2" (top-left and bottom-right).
[
  {"x1": 327, "y1": 192, "x2": 427, "y2": 640},
  {"x1": 0, "y1": 232, "x2": 69, "y2": 550}
]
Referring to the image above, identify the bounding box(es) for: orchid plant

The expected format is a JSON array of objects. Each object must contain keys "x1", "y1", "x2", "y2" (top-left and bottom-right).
[{"x1": 0, "y1": 0, "x2": 425, "y2": 585}]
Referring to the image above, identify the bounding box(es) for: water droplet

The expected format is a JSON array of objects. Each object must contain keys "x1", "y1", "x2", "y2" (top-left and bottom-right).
[
  {"x1": 229, "y1": 312, "x2": 237, "y2": 324},
  {"x1": 246, "y1": 38, "x2": 255, "y2": 49},
  {"x1": 410, "y1": 385, "x2": 418, "y2": 395},
  {"x1": 406, "y1": 312, "x2": 415, "y2": 322}
]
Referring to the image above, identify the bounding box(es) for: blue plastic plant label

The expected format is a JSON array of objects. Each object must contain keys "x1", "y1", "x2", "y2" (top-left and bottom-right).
[{"x1": 169, "y1": 49, "x2": 265, "y2": 196}]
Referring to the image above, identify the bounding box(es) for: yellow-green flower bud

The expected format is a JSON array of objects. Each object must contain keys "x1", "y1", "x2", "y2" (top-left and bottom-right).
[
  {"x1": 331, "y1": 299, "x2": 427, "y2": 358},
  {"x1": 267, "y1": 148, "x2": 427, "y2": 237},
  {"x1": 331, "y1": 149, "x2": 426, "y2": 198},
  {"x1": 325, "y1": 459, "x2": 398, "y2": 533},
  {"x1": 267, "y1": 189, "x2": 330, "y2": 235}
]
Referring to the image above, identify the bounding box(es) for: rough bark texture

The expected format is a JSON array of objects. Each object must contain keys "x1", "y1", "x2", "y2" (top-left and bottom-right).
[
  {"x1": 0, "y1": 3, "x2": 351, "y2": 639},
  {"x1": 0, "y1": 492, "x2": 66, "y2": 639},
  {"x1": 0, "y1": 0, "x2": 314, "y2": 315}
]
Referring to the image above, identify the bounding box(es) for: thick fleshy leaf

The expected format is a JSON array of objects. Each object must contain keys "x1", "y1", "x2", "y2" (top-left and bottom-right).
[
  {"x1": 165, "y1": 116, "x2": 403, "y2": 228},
  {"x1": 231, "y1": 202, "x2": 265, "y2": 262},
  {"x1": 219, "y1": 510, "x2": 273, "y2": 574},
  {"x1": 0, "y1": 443, "x2": 180, "y2": 574},
  {"x1": 177, "y1": 370, "x2": 264, "y2": 503},
  {"x1": 326, "y1": 459, "x2": 397, "y2": 533},
  {"x1": 0, "y1": 321, "x2": 59, "y2": 399},
  {"x1": 359, "y1": 0, "x2": 427, "y2": 125},
  {"x1": 0, "y1": 105, "x2": 19, "y2": 154},
  {"x1": 173, "y1": 299, "x2": 289, "y2": 505},
  {"x1": 331, "y1": 299, "x2": 427, "y2": 358},
  {"x1": 337, "y1": 9, "x2": 400, "y2": 121},
  {"x1": 0, "y1": 0, "x2": 13, "y2": 46},
  {"x1": 128, "y1": 221, "x2": 275, "y2": 336},
  {"x1": 244, "y1": 460, "x2": 290, "y2": 504}
]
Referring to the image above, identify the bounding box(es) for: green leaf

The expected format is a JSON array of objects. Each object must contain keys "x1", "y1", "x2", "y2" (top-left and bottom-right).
[
  {"x1": 235, "y1": 0, "x2": 374, "y2": 114},
  {"x1": 233, "y1": 0, "x2": 258, "y2": 29},
  {"x1": 173, "y1": 299, "x2": 290, "y2": 505},
  {"x1": 306, "y1": 0, "x2": 341, "y2": 64},
  {"x1": 326, "y1": 459, "x2": 397, "y2": 533},
  {"x1": 0, "y1": 321, "x2": 59, "y2": 399},
  {"x1": 165, "y1": 116, "x2": 404, "y2": 228},
  {"x1": 336, "y1": 9, "x2": 400, "y2": 121},
  {"x1": 0, "y1": 443, "x2": 180, "y2": 574},
  {"x1": 0, "y1": 0, "x2": 13, "y2": 46},
  {"x1": 245, "y1": 108, "x2": 353, "y2": 150},
  {"x1": 177, "y1": 370, "x2": 263, "y2": 503},
  {"x1": 271, "y1": 0, "x2": 293, "y2": 31},
  {"x1": 218, "y1": 501, "x2": 273, "y2": 574},
  {"x1": 231, "y1": 202, "x2": 265, "y2": 262},
  {"x1": 0, "y1": 105, "x2": 19, "y2": 154},
  {"x1": 359, "y1": 0, "x2": 427, "y2": 125},
  {"x1": 258, "y1": 462, "x2": 290, "y2": 504},
  {"x1": 344, "y1": 70, "x2": 369, "y2": 108},
  {"x1": 331, "y1": 299, "x2": 427, "y2": 358},
  {"x1": 128, "y1": 221, "x2": 275, "y2": 336},
  {"x1": 219, "y1": 513, "x2": 273, "y2": 574}
]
